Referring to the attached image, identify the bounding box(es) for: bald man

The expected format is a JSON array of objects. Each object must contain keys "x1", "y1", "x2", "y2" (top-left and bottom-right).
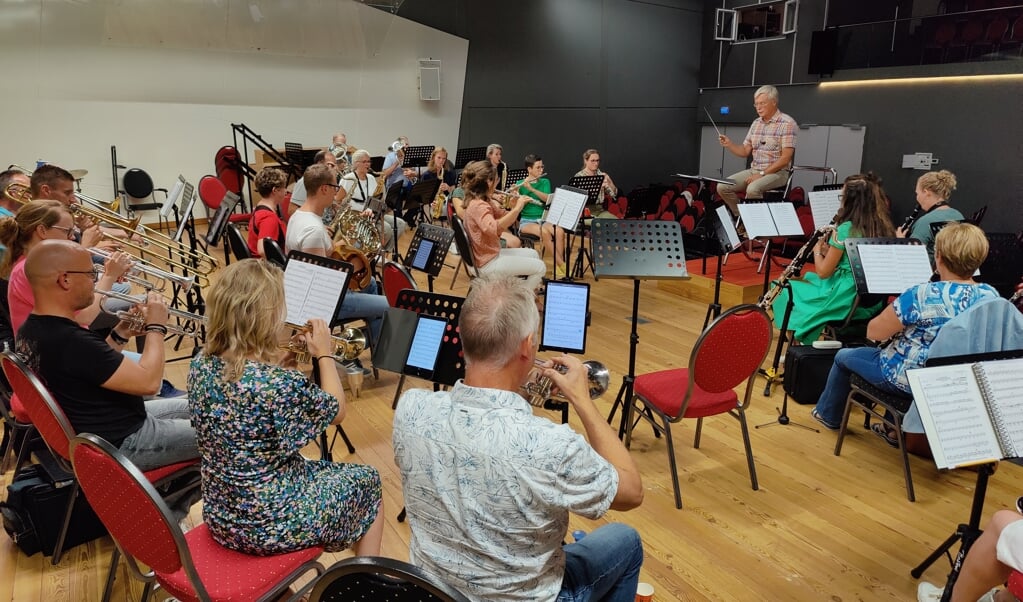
[{"x1": 16, "y1": 240, "x2": 198, "y2": 472}]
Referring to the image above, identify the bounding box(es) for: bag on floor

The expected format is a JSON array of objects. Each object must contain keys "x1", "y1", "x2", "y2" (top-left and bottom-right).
[{"x1": 783, "y1": 346, "x2": 840, "y2": 405}]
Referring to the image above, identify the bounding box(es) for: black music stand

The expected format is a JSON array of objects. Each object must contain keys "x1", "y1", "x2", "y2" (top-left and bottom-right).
[
  {"x1": 593, "y1": 220, "x2": 689, "y2": 440},
  {"x1": 388, "y1": 179, "x2": 441, "y2": 259},
  {"x1": 702, "y1": 205, "x2": 742, "y2": 330},
  {"x1": 404, "y1": 223, "x2": 454, "y2": 292},
  {"x1": 204, "y1": 191, "x2": 239, "y2": 247},
  {"x1": 402, "y1": 145, "x2": 435, "y2": 175},
  {"x1": 454, "y1": 147, "x2": 486, "y2": 169},
  {"x1": 624, "y1": 186, "x2": 664, "y2": 219},
  {"x1": 506, "y1": 168, "x2": 527, "y2": 187},
  {"x1": 566, "y1": 175, "x2": 605, "y2": 279}
]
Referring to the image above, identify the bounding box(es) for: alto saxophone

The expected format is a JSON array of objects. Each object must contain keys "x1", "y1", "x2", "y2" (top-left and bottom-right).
[
  {"x1": 758, "y1": 221, "x2": 837, "y2": 309},
  {"x1": 432, "y1": 168, "x2": 447, "y2": 220}
]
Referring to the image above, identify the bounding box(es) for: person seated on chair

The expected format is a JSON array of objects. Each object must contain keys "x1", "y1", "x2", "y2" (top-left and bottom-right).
[
  {"x1": 896, "y1": 169, "x2": 963, "y2": 264},
  {"x1": 393, "y1": 273, "x2": 644, "y2": 602},
  {"x1": 287, "y1": 150, "x2": 348, "y2": 225},
  {"x1": 16, "y1": 240, "x2": 199, "y2": 473},
  {"x1": 918, "y1": 507, "x2": 1023, "y2": 602},
  {"x1": 341, "y1": 149, "x2": 407, "y2": 250},
  {"x1": 286, "y1": 164, "x2": 388, "y2": 374},
  {"x1": 811, "y1": 223, "x2": 999, "y2": 453},
  {"x1": 516, "y1": 154, "x2": 568, "y2": 278},
  {"x1": 575, "y1": 149, "x2": 619, "y2": 219},
  {"x1": 188, "y1": 259, "x2": 383, "y2": 556},
  {"x1": 772, "y1": 173, "x2": 895, "y2": 345},
  {"x1": 30, "y1": 164, "x2": 133, "y2": 248},
  {"x1": 486, "y1": 143, "x2": 508, "y2": 192},
  {"x1": 247, "y1": 167, "x2": 288, "y2": 259},
  {"x1": 462, "y1": 161, "x2": 546, "y2": 290},
  {"x1": 421, "y1": 146, "x2": 456, "y2": 221},
  {"x1": 715, "y1": 84, "x2": 797, "y2": 216}
]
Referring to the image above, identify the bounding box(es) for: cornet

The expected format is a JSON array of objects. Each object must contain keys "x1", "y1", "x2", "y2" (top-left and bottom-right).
[
  {"x1": 90, "y1": 247, "x2": 197, "y2": 292},
  {"x1": 95, "y1": 289, "x2": 207, "y2": 337},
  {"x1": 521, "y1": 359, "x2": 610, "y2": 407}
]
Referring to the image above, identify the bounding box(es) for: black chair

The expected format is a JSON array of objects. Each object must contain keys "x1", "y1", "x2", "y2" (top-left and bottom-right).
[
  {"x1": 309, "y1": 556, "x2": 470, "y2": 602},
  {"x1": 448, "y1": 215, "x2": 479, "y2": 290},
  {"x1": 225, "y1": 224, "x2": 252, "y2": 263},
  {"x1": 261, "y1": 238, "x2": 287, "y2": 268}
]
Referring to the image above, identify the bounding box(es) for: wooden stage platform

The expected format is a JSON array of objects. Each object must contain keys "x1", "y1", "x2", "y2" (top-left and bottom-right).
[{"x1": 658, "y1": 252, "x2": 816, "y2": 307}]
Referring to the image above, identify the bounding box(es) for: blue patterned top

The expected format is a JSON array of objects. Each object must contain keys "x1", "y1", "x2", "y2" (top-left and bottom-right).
[
  {"x1": 393, "y1": 381, "x2": 619, "y2": 602},
  {"x1": 880, "y1": 281, "x2": 999, "y2": 392}
]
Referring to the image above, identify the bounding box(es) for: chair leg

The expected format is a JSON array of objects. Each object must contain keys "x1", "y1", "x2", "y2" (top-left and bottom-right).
[
  {"x1": 12, "y1": 429, "x2": 34, "y2": 479},
  {"x1": 391, "y1": 374, "x2": 407, "y2": 410},
  {"x1": 663, "y1": 419, "x2": 683, "y2": 509},
  {"x1": 736, "y1": 409, "x2": 759, "y2": 491},
  {"x1": 449, "y1": 258, "x2": 464, "y2": 289},
  {"x1": 102, "y1": 546, "x2": 120, "y2": 602},
  {"x1": 327, "y1": 425, "x2": 356, "y2": 456},
  {"x1": 693, "y1": 417, "x2": 704, "y2": 449},
  {"x1": 52, "y1": 482, "x2": 80, "y2": 564},
  {"x1": 834, "y1": 392, "x2": 856, "y2": 456},
  {"x1": 893, "y1": 413, "x2": 915, "y2": 502}
]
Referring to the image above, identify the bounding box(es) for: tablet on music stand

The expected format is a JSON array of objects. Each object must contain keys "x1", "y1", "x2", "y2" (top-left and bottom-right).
[
  {"x1": 402, "y1": 313, "x2": 448, "y2": 380},
  {"x1": 410, "y1": 239, "x2": 434, "y2": 271},
  {"x1": 540, "y1": 280, "x2": 590, "y2": 354},
  {"x1": 282, "y1": 250, "x2": 353, "y2": 328}
]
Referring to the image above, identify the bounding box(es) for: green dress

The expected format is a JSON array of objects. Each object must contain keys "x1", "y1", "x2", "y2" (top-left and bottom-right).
[{"x1": 771, "y1": 221, "x2": 878, "y2": 343}]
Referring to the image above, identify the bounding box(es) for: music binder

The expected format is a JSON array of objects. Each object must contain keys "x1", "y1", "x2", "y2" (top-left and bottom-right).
[
  {"x1": 845, "y1": 238, "x2": 933, "y2": 295},
  {"x1": 907, "y1": 356, "x2": 1023, "y2": 469},
  {"x1": 282, "y1": 251, "x2": 353, "y2": 328},
  {"x1": 736, "y1": 203, "x2": 803, "y2": 239}
]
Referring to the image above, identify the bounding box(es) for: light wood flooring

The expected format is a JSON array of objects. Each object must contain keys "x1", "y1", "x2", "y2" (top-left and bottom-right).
[{"x1": 2, "y1": 231, "x2": 1020, "y2": 601}]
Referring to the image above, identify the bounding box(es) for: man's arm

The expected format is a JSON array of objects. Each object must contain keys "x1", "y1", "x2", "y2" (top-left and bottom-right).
[
  {"x1": 719, "y1": 135, "x2": 753, "y2": 158},
  {"x1": 101, "y1": 293, "x2": 169, "y2": 396}
]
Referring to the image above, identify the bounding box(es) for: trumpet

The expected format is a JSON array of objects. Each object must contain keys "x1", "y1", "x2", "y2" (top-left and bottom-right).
[
  {"x1": 90, "y1": 247, "x2": 197, "y2": 292},
  {"x1": 95, "y1": 289, "x2": 208, "y2": 337},
  {"x1": 521, "y1": 359, "x2": 610, "y2": 407},
  {"x1": 278, "y1": 324, "x2": 367, "y2": 364}
]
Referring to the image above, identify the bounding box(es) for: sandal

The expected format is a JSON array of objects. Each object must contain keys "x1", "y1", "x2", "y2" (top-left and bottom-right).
[
  {"x1": 870, "y1": 422, "x2": 899, "y2": 448},
  {"x1": 810, "y1": 408, "x2": 839, "y2": 431}
]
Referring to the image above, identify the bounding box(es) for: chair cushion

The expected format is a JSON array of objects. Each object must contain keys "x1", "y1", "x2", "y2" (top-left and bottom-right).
[
  {"x1": 142, "y1": 459, "x2": 199, "y2": 484},
  {"x1": 10, "y1": 392, "x2": 30, "y2": 422},
  {"x1": 635, "y1": 368, "x2": 738, "y2": 419},
  {"x1": 156, "y1": 524, "x2": 323, "y2": 602},
  {"x1": 849, "y1": 373, "x2": 913, "y2": 414}
]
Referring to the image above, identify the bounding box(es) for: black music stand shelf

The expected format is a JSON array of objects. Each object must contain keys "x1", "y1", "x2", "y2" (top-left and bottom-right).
[
  {"x1": 405, "y1": 223, "x2": 454, "y2": 292},
  {"x1": 454, "y1": 147, "x2": 486, "y2": 169},
  {"x1": 592, "y1": 220, "x2": 688, "y2": 441}
]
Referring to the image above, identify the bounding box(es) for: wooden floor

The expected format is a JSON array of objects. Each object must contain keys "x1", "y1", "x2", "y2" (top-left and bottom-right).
[{"x1": 2, "y1": 230, "x2": 1020, "y2": 602}]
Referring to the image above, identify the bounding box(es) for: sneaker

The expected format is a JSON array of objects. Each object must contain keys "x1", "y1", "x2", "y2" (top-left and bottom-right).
[
  {"x1": 917, "y1": 582, "x2": 943, "y2": 602},
  {"x1": 810, "y1": 408, "x2": 839, "y2": 431},
  {"x1": 554, "y1": 265, "x2": 567, "y2": 279},
  {"x1": 341, "y1": 358, "x2": 371, "y2": 376},
  {"x1": 449, "y1": 242, "x2": 460, "y2": 256},
  {"x1": 160, "y1": 379, "x2": 186, "y2": 398}
]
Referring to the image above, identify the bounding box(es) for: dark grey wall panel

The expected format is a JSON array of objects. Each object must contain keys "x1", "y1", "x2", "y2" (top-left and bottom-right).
[
  {"x1": 607, "y1": 107, "x2": 698, "y2": 186},
  {"x1": 753, "y1": 37, "x2": 795, "y2": 86},
  {"x1": 719, "y1": 42, "x2": 756, "y2": 87}
]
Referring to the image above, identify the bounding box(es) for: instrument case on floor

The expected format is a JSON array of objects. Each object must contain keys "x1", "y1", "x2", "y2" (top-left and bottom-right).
[{"x1": 783, "y1": 346, "x2": 840, "y2": 405}]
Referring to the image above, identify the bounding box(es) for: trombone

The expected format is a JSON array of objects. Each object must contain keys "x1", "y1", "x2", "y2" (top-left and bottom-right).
[
  {"x1": 90, "y1": 247, "x2": 198, "y2": 292},
  {"x1": 95, "y1": 289, "x2": 207, "y2": 336}
]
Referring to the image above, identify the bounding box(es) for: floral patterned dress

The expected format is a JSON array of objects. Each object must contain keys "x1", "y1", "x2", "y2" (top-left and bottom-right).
[{"x1": 187, "y1": 354, "x2": 380, "y2": 554}]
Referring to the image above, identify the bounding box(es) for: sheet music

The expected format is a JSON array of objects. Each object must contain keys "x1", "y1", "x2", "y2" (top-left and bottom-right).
[
  {"x1": 161, "y1": 176, "x2": 185, "y2": 218},
  {"x1": 406, "y1": 316, "x2": 446, "y2": 370},
  {"x1": 807, "y1": 189, "x2": 841, "y2": 230},
  {"x1": 974, "y1": 358, "x2": 1023, "y2": 457},
  {"x1": 856, "y1": 245, "x2": 933, "y2": 294},
  {"x1": 283, "y1": 260, "x2": 350, "y2": 326},
  {"x1": 908, "y1": 365, "x2": 1003, "y2": 469},
  {"x1": 715, "y1": 206, "x2": 741, "y2": 250},
  {"x1": 411, "y1": 239, "x2": 433, "y2": 270},
  {"x1": 542, "y1": 281, "x2": 589, "y2": 353},
  {"x1": 545, "y1": 186, "x2": 587, "y2": 231},
  {"x1": 736, "y1": 204, "x2": 777, "y2": 239},
  {"x1": 767, "y1": 203, "x2": 804, "y2": 236}
]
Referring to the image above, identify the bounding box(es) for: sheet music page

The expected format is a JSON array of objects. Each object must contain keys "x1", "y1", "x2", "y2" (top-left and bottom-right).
[
  {"x1": 974, "y1": 358, "x2": 1023, "y2": 457},
  {"x1": 161, "y1": 177, "x2": 185, "y2": 218},
  {"x1": 907, "y1": 365, "x2": 1002, "y2": 469},
  {"x1": 857, "y1": 245, "x2": 933, "y2": 294},
  {"x1": 283, "y1": 260, "x2": 350, "y2": 326},
  {"x1": 807, "y1": 189, "x2": 841, "y2": 229},
  {"x1": 737, "y1": 204, "x2": 777, "y2": 239},
  {"x1": 716, "y1": 205, "x2": 741, "y2": 250},
  {"x1": 542, "y1": 282, "x2": 589, "y2": 353},
  {"x1": 767, "y1": 203, "x2": 804, "y2": 236},
  {"x1": 545, "y1": 187, "x2": 587, "y2": 231}
]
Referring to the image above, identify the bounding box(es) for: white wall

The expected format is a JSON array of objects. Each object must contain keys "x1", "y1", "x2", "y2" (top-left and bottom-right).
[{"x1": 0, "y1": 0, "x2": 468, "y2": 218}]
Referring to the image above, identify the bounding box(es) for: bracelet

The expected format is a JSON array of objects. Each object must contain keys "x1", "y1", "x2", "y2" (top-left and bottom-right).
[
  {"x1": 110, "y1": 330, "x2": 130, "y2": 345},
  {"x1": 314, "y1": 355, "x2": 334, "y2": 363},
  {"x1": 144, "y1": 324, "x2": 168, "y2": 335}
]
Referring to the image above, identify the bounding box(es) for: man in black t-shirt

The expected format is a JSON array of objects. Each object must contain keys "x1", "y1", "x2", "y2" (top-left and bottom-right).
[{"x1": 15, "y1": 240, "x2": 198, "y2": 471}]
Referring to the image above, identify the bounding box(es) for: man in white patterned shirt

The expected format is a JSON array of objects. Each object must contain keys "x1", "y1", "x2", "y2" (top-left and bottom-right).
[{"x1": 393, "y1": 274, "x2": 644, "y2": 602}]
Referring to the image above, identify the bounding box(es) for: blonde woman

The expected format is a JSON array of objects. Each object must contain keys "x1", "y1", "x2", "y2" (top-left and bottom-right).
[
  {"x1": 896, "y1": 169, "x2": 962, "y2": 262},
  {"x1": 187, "y1": 259, "x2": 383, "y2": 555}
]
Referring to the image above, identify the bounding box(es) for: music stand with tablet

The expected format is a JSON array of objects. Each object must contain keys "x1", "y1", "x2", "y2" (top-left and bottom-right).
[
  {"x1": 388, "y1": 178, "x2": 441, "y2": 259},
  {"x1": 404, "y1": 223, "x2": 454, "y2": 290},
  {"x1": 454, "y1": 147, "x2": 486, "y2": 169},
  {"x1": 204, "y1": 191, "x2": 239, "y2": 247},
  {"x1": 845, "y1": 238, "x2": 933, "y2": 296},
  {"x1": 592, "y1": 219, "x2": 688, "y2": 440},
  {"x1": 544, "y1": 185, "x2": 588, "y2": 281},
  {"x1": 534, "y1": 279, "x2": 591, "y2": 424}
]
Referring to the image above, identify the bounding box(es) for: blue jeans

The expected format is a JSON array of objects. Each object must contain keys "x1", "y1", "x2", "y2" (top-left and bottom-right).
[
  {"x1": 557, "y1": 523, "x2": 644, "y2": 602},
  {"x1": 814, "y1": 347, "x2": 903, "y2": 428},
  {"x1": 119, "y1": 398, "x2": 199, "y2": 472},
  {"x1": 337, "y1": 279, "x2": 388, "y2": 344}
]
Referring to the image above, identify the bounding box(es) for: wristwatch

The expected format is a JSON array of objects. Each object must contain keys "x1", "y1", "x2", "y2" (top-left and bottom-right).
[{"x1": 758, "y1": 170, "x2": 765, "y2": 176}]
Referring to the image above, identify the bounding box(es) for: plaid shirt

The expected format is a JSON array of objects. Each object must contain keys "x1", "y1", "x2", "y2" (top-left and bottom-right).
[{"x1": 743, "y1": 111, "x2": 797, "y2": 171}]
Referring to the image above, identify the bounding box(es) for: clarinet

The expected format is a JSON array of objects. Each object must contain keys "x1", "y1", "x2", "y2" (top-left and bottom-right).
[
  {"x1": 1010, "y1": 287, "x2": 1023, "y2": 307},
  {"x1": 758, "y1": 221, "x2": 837, "y2": 309},
  {"x1": 900, "y1": 204, "x2": 923, "y2": 233}
]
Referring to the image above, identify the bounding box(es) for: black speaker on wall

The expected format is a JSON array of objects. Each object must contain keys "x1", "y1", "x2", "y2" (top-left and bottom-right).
[{"x1": 808, "y1": 29, "x2": 838, "y2": 76}]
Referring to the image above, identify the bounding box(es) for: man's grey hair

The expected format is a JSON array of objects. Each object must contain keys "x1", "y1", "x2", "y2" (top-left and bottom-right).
[
  {"x1": 459, "y1": 273, "x2": 539, "y2": 367},
  {"x1": 486, "y1": 143, "x2": 503, "y2": 157},
  {"x1": 754, "y1": 85, "x2": 779, "y2": 102}
]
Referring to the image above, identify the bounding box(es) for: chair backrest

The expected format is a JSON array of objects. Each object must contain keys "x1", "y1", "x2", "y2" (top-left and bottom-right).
[
  {"x1": 225, "y1": 224, "x2": 252, "y2": 261},
  {"x1": 449, "y1": 215, "x2": 477, "y2": 270},
  {"x1": 69, "y1": 434, "x2": 207, "y2": 596},
  {"x1": 198, "y1": 174, "x2": 227, "y2": 211},
  {"x1": 123, "y1": 168, "x2": 155, "y2": 200},
  {"x1": 262, "y1": 238, "x2": 287, "y2": 268},
  {"x1": 1, "y1": 350, "x2": 75, "y2": 467},
  {"x1": 214, "y1": 146, "x2": 244, "y2": 195},
  {"x1": 309, "y1": 556, "x2": 470, "y2": 602},
  {"x1": 928, "y1": 297, "x2": 1023, "y2": 359},
  {"x1": 681, "y1": 304, "x2": 773, "y2": 417},
  {"x1": 382, "y1": 261, "x2": 417, "y2": 307}
]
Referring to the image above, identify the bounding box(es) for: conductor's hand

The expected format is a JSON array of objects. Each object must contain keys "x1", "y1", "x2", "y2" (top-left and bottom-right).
[
  {"x1": 142, "y1": 292, "x2": 169, "y2": 327},
  {"x1": 718, "y1": 134, "x2": 732, "y2": 147},
  {"x1": 302, "y1": 319, "x2": 333, "y2": 360},
  {"x1": 540, "y1": 355, "x2": 590, "y2": 407}
]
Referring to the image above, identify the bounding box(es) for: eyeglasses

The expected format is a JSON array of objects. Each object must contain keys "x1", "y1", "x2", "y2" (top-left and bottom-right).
[
  {"x1": 49, "y1": 225, "x2": 76, "y2": 239},
  {"x1": 64, "y1": 267, "x2": 99, "y2": 282},
  {"x1": 324, "y1": 183, "x2": 342, "y2": 190}
]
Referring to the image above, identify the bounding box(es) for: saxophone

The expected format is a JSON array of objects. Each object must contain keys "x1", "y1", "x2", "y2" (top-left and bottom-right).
[
  {"x1": 432, "y1": 168, "x2": 447, "y2": 220},
  {"x1": 758, "y1": 221, "x2": 837, "y2": 309}
]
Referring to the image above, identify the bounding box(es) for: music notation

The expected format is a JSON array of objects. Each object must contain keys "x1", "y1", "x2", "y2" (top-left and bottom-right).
[{"x1": 283, "y1": 259, "x2": 350, "y2": 326}]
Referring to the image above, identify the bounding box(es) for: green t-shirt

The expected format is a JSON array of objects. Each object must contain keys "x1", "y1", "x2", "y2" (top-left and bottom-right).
[{"x1": 518, "y1": 178, "x2": 551, "y2": 222}]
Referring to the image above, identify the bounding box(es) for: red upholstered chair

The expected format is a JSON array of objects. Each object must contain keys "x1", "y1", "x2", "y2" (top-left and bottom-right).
[
  {"x1": 70, "y1": 433, "x2": 325, "y2": 602},
  {"x1": 382, "y1": 261, "x2": 417, "y2": 307},
  {"x1": 1009, "y1": 569, "x2": 1023, "y2": 598},
  {"x1": 622, "y1": 304, "x2": 773, "y2": 509},
  {"x1": 0, "y1": 375, "x2": 35, "y2": 476},
  {"x1": 0, "y1": 351, "x2": 200, "y2": 569}
]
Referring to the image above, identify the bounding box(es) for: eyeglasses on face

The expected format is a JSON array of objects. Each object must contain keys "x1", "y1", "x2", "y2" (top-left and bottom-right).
[
  {"x1": 63, "y1": 267, "x2": 99, "y2": 282},
  {"x1": 49, "y1": 225, "x2": 76, "y2": 239}
]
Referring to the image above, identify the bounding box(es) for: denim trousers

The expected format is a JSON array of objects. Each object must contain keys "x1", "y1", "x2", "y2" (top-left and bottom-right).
[
  {"x1": 814, "y1": 346, "x2": 904, "y2": 428},
  {"x1": 337, "y1": 279, "x2": 389, "y2": 344},
  {"x1": 557, "y1": 523, "x2": 644, "y2": 602},
  {"x1": 118, "y1": 398, "x2": 199, "y2": 472}
]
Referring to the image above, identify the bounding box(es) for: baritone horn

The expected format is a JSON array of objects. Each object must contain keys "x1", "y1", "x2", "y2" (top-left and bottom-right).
[{"x1": 521, "y1": 359, "x2": 610, "y2": 407}]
